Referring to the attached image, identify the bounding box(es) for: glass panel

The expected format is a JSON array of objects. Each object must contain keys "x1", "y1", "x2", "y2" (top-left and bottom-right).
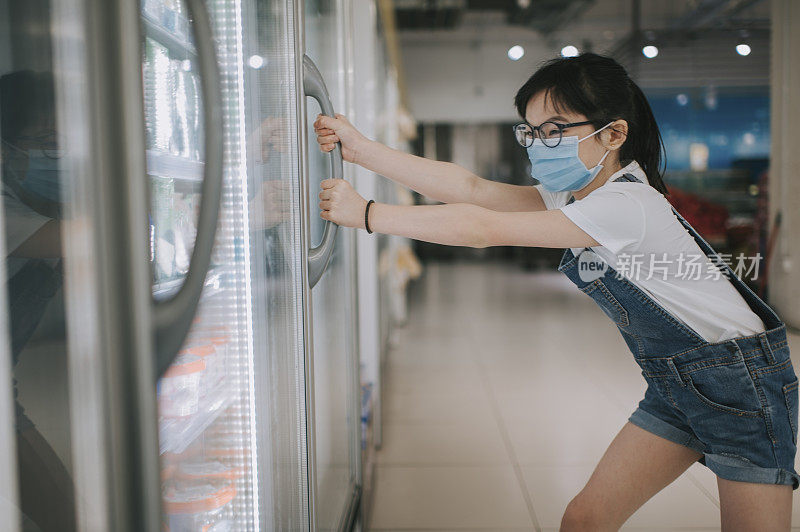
[
  {"x1": 243, "y1": 0, "x2": 311, "y2": 529},
  {"x1": 142, "y1": 1, "x2": 255, "y2": 529},
  {"x1": 0, "y1": 1, "x2": 77, "y2": 530},
  {"x1": 144, "y1": 0, "x2": 311, "y2": 529},
  {"x1": 304, "y1": 0, "x2": 358, "y2": 530}
]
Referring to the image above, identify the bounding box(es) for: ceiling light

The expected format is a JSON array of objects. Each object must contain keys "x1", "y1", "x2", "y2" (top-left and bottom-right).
[
  {"x1": 561, "y1": 45, "x2": 579, "y2": 58},
  {"x1": 642, "y1": 45, "x2": 658, "y2": 59},
  {"x1": 248, "y1": 55, "x2": 265, "y2": 69},
  {"x1": 736, "y1": 43, "x2": 751, "y2": 56},
  {"x1": 508, "y1": 45, "x2": 525, "y2": 61}
]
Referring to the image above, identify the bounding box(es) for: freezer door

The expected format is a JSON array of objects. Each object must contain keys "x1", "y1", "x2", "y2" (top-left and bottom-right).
[
  {"x1": 1, "y1": 0, "x2": 166, "y2": 530},
  {"x1": 0, "y1": 3, "x2": 81, "y2": 522},
  {"x1": 0, "y1": 208, "x2": 18, "y2": 531},
  {"x1": 299, "y1": 0, "x2": 362, "y2": 529},
  {"x1": 146, "y1": 0, "x2": 314, "y2": 529},
  {"x1": 2, "y1": 0, "x2": 319, "y2": 529}
]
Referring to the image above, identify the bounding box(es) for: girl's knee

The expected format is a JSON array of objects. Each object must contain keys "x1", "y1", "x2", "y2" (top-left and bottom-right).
[{"x1": 560, "y1": 494, "x2": 617, "y2": 532}]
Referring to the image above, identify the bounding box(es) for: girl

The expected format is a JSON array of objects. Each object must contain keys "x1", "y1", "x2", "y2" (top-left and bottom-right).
[{"x1": 314, "y1": 52, "x2": 798, "y2": 530}]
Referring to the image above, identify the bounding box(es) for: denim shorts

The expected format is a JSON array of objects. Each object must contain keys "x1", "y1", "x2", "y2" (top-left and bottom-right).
[{"x1": 627, "y1": 330, "x2": 800, "y2": 489}]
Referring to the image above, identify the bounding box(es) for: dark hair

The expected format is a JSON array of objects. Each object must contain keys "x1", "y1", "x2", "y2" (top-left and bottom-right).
[{"x1": 514, "y1": 52, "x2": 667, "y2": 194}]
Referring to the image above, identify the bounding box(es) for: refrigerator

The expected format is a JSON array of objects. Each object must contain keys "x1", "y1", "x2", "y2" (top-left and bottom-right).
[{"x1": 0, "y1": 0, "x2": 362, "y2": 530}]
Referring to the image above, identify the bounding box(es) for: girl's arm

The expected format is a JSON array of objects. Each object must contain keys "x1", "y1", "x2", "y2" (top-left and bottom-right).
[
  {"x1": 357, "y1": 140, "x2": 546, "y2": 212},
  {"x1": 314, "y1": 114, "x2": 546, "y2": 212},
  {"x1": 318, "y1": 178, "x2": 597, "y2": 249}
]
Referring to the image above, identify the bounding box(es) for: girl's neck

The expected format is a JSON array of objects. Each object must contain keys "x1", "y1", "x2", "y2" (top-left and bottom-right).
[{"x1": 572, "y1": 158, "x2": 624, "y2": 201}]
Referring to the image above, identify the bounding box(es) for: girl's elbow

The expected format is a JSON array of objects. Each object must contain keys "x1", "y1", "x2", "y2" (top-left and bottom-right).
[
  {"x1": 460, "y1": 205, "x2": 494, "y2": 248},
  {"x1": 471, "y1": 226, "x2": 493, "y2": 248}
]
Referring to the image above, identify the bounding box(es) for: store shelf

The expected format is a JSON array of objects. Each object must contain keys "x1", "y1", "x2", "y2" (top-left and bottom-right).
[
  {"x1": 153, "y1": 276, "x2": 184, "y2": 299},
  {"x1": 153, "y1": 265, "x2": 227, "y2": 300},
  {"x1": 146, "y1": 149, "x2": 204, "y2": 183},
  {"x1": 142, "y1": 11, "x2": 197, "y2": 61}
]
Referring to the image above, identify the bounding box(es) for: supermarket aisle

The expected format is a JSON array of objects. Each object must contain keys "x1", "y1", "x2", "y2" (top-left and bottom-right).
[{"x1": 368, "y1": 261, "x2": 800, "y2": 531}]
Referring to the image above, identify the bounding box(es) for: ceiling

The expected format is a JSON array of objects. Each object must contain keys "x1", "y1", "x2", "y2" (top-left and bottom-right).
[
  {"x1": 394, "y1": 0, "x2": 771, "y2": 90},
  {"x1": 394, "y1": 0, "x2": 770, "y2": 47}
]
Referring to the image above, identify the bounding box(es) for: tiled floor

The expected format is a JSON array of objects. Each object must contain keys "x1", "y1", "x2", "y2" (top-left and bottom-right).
[{"x1": 368, "y1": 260, "x2": 800, "y2": 531}]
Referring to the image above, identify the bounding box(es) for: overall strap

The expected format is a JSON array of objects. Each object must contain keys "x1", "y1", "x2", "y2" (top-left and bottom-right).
[
  {"x1": 608, "y1": 173, "x2": 782, "y2": 328},
  {"x1": 610, "y1": 173, "x2": 724, "y2": 266}
]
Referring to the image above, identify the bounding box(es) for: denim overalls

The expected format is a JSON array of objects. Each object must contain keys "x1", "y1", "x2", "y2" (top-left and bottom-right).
[{"x1": 558, "y1": 173, "x2": 800, "y2": 488}]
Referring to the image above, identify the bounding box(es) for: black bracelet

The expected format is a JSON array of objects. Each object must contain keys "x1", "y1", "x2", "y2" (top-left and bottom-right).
[{"x1": 365, "y1": 199, "x2": 375, "y2": 234}]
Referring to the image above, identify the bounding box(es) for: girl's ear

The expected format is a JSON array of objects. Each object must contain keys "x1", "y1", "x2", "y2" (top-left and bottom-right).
[{"x1": 603, "y1": 119, "x2": 628, "y2": 151}]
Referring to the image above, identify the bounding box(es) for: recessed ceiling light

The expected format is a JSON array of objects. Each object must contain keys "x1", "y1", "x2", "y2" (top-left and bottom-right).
[
  {"x1": 248, "y1": 55, "x2": 265, "y2": 69},
  {"x1": 561, "y1": 45, "x2": 579, "y2": 58},
  {"x1": 642, "y1": 45, "x2": 658, "y2": 59},
  {"x1": 508, "y1": 45, "x2": 525, "y2": 61}
]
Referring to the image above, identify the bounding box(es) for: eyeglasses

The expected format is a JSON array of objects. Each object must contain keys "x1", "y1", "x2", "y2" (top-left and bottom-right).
[{"x1": 512, "y1": 120, "x2": 595, "y2": 148}]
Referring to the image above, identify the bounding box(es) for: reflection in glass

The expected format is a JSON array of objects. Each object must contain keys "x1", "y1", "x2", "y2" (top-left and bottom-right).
[
  {"x1": 0, "y1": 4, "x2": 76, "y2": 531},
  {"x1": 145, "y1": 0, "x2": 312, "y2": 529},
  {"x1": 142, "y1": 1, "x2": 251, "y2": 530},
  {"x1": 243, "y1": 0, "x2": 312, "y2": 528}
]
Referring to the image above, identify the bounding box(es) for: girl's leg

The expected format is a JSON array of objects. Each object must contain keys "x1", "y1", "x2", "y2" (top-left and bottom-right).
[
  {"x1": 560, "y1": 421, "x2": 703, "y2": 531},
  {"x1": 718, "y1": 478, "x2": 792, "y2": 531}
]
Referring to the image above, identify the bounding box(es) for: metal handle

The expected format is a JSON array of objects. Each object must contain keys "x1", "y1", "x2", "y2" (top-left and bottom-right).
[
  {"x1": 303, "y1": 54, "x2": 341, "y2": 288},
  {"x1": 153, "y1": 0, "x2": 224, "y2": 378}
]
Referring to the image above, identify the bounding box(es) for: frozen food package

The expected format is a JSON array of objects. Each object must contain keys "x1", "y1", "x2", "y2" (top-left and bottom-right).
[
  {"x1": 175, "y1": 459, "x2": 242, "y2": 481},
  {"x1": 184, "y1": 343, "x2": 224, "y2": 389},
  {"x1": 162, "y1": 479, "x2": 235, "y2": 532},
  {"x1": 158, "y1": 353, "x2": 206, "y2": 418}
]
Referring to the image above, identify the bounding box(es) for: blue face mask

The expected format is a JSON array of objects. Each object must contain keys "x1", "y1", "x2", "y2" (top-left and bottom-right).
[
  {"x1": 2, "y1": 140, "x2": 65, "y2": 218},
  {"x1": 527, "y1": 122, "x2": 614, "y2": 192},
  {"x1": 17, "y1": 149, "x2": 62, "y2": 201}
]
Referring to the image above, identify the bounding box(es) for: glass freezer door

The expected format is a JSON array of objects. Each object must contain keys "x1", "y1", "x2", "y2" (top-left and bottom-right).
[
  {"x1": 300, "y1": 0, "x2": 362, "y2": 530},
  {"x1": 2, "y1": 0, "x2": 169, "y2": 530},
  {"x1": 2, "y1": 0, "x2": 319, "y2": 529},
  {"x1": 141, "y1": 1, "x2": 251, "y2": 529},
  {"x1": 145, "y1": 0, "x2": 316, "y2": 529},
  {"x1": 0, "y1": 3, "x2": 81, "y2": 529}
]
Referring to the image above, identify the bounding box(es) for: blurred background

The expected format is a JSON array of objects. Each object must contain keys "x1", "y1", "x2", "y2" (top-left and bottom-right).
[
  {"x1": 404, "y1": 0, "x2": 771, "y2": 272},
  {"x1": 375, "y1": 1, "x2": 800, "y2": 530},
  {"x1": 0, "y1": 0, "x2": 799, "y2": 531}
]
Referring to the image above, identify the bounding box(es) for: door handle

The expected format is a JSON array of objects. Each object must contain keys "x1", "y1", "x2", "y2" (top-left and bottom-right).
[
  {"x1": 303, "y1": 54, "x2": 341, "y2": 288},
  {"x1": 152, "y1": 0, "x2": 224, "y2": 378}
]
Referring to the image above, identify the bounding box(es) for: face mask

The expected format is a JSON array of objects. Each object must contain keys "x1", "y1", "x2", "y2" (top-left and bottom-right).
[
  {"x1": 2, "y1": 140, "x2": 65, "y2": 218},
  {"x1": 17, "y1": 149, "x2": 63, "y2": 201},
  {"x1": 527, "y1": 122, "x2": 614, "y2": 192}
]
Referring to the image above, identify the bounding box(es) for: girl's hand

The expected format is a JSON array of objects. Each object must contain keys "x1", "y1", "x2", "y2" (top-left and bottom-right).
[
  {"x1": 250, "y1": 179, "x2": 292, "y2": 230},
  {"x1": 318, "y1": 178, "x2": 368, "y2": 229},
  {"x1": 313, "y1": 113, "x2": 369, "y2": 164}
]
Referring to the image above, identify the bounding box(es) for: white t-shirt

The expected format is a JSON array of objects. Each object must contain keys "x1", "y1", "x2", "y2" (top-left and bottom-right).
[{"x1": 535, "y1": 160, "x2": 766, "y2": 343}]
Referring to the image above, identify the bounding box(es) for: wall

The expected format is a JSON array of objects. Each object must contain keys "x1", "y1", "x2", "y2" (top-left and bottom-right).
[
  {"x1": 768, "y1": 0, "x2": 800, "y2": 328},
  {"x1": 646, "y1": 90, "x2": 770, "y2": 171},
  {"x1": 400, "y1": 28, "x2": 551, "y2": 123}
]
